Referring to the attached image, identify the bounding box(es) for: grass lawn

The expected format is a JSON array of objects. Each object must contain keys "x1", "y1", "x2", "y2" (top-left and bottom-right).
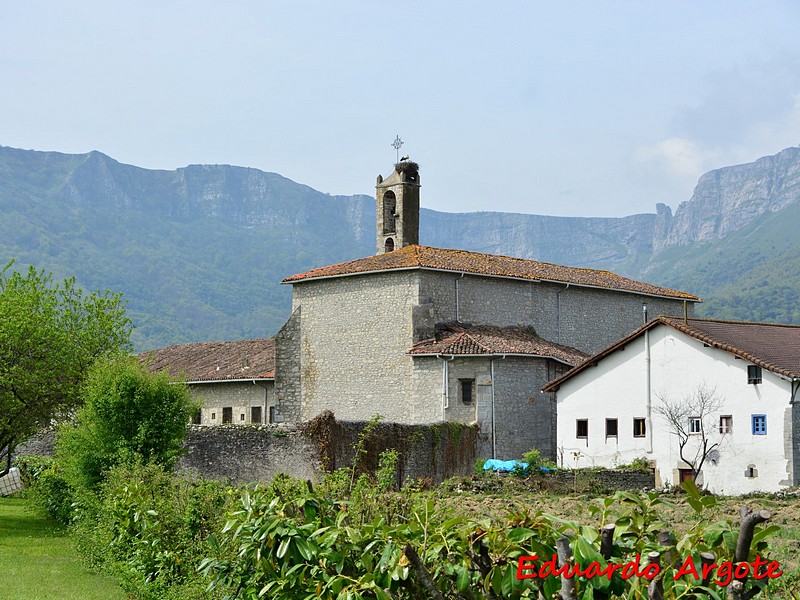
[{"x1": 0, "y1": 496, "x2": 125, "y2": 600}]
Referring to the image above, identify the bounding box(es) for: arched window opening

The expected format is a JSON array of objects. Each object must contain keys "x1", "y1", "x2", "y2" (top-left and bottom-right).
[
  {"x1": 383, "y1": 191, "x2": 396, "y2": 234},
  {"x1": 384, "y1": 237, "x2": 395, "y2": 253}
]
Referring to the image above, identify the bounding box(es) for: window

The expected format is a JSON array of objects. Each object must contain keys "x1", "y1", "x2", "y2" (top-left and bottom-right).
[
  {"x1": 633, "y1": 418, "x2": 646, "y2": 438},
  {"x1": 576, "y1": 419, "x2": 588, "y2": 439},
  {"x1": 191, "y1": 410, "x2": 201, "y2": 425},
  {"x1": 605, "y1": 418, "x2": 618, "y2": 437},
  {"x1": 268, "y1": 406, "x2": 276, "y2": 424},
  {"x1": 460, "y1": 379, "x2": 475, "y2": 404},
  {"x1": 752, "y1": 414, "x2": 767, "y2": 435},
  {"x1": 222, "y1": 407, "x2": 233, "y2": 424},
  {"x1": 719, "y1": 415, "x2": 733, "y2": 434},
  {"x1": 251, "y1": 406, "x2": 263, "y2": 424},
  {"x1": 384, "y1": 237, "x2": 395, "y2": 253},
  {"x1": 240, "y1": 413, "x2": 245, "y2": 421},
  {"x1": 688, "y1": 417, "x2": 701, "y2": 434},
  {"x1": 382, "y1": 191, "x2": 397, "y2": 233},
  {"x1": 748, "y1": 365, "x2": 762, "y2": 384},
  {"x1": 211, "y1": 412, "x2": 216, "y2": 421}
]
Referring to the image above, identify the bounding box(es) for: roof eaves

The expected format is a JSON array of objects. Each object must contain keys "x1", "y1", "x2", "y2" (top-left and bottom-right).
[
  {"x1": 536, "y1": 278, "x2": 701, "y2": 302},
  {"x1": 542, "y1": 318, "x2": 664, "y2": 392},
  {"x1": 185, "y1": 376, "x2": 275, "y2": 384},
  {"x1": 408, "y1": 352, "x2": 578, "y2": 365},
  {"x1": 284, "y1": 265, "x2": 699, "y2": 302},
  {"x1": 282, "y1": 266, "x2": 421, "y2": 284},
  {"x1": 664, "y1": 319, "x2": 800, "y2": 380}
]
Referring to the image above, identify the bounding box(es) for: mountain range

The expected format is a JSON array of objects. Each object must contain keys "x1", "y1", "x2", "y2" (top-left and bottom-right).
[{"x1": 2, "y1": 145, "x2": 799, "y2": 350}]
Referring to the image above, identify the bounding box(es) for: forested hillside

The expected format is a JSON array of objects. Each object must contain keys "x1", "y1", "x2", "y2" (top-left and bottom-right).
[{"x1": 2, "y1": 145, "x2": 799, "y2": 349}]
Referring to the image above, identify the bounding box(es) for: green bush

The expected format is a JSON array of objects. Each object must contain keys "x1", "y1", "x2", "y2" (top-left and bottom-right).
[
  {"x1": 56, "y1": 356, "x2": 198, "y2": 491},
  {"x1": 22, "y1": 459, "x2": 76, "y2": 525},
  {"x1": 521, "y1": 448, "x2": 558, "y2": 472},
  {"x1": 72, "y1": 461, "x2": 232, "y2": 599}
]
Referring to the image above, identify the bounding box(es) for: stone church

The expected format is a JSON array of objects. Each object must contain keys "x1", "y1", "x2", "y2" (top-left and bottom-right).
[{"x1": 272, "y1": 161, "x2": 699, "y2": 459}]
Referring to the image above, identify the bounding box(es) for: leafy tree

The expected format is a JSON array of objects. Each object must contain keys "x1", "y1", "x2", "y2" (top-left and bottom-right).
[
  {"x1": 57, "y1": 357, "x2": 198, "y2": 490},
  {"x1": 0, "y1": 262, "x2": 131, "y2": 477}
]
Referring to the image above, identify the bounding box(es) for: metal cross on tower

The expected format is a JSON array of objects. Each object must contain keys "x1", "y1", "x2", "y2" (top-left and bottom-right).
[{"x1": 391, "y1": 135, "x2": 403, "y2": 162}]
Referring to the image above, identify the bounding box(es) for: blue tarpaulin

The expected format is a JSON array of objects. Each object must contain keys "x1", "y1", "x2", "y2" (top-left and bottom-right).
[
  {"x1": 482, "y1": 459, "x2": 526, "y2": 472},
  {"x1": 482, "y1": 459, "x2": 556, "y2": 473}
]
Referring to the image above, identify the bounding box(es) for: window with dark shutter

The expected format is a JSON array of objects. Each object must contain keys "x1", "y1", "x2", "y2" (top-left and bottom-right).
[
  {"x1": 460, "y1": 379, "x2": 475, "y2": 404},
  {"x1": 748, "y1": 365, "x2": 762, "y2": 384}
]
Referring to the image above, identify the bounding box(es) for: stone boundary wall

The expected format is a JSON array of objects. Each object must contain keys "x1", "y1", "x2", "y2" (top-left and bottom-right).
[
  {"x1": 549, "y1": 468, "x2": 655, "y2": 491},
  {"x1": 307, "y1": 412, "x2": 478, "y2": 485},
  {"x1": 176, "y1": 413, "x2": 478, "y2": 485},
  {"x1": 14, "y1": 422, "x2": 649, "y2": 491},
  {"x1": 176, "y1": 424, "x2": 321, "y2": 484}
]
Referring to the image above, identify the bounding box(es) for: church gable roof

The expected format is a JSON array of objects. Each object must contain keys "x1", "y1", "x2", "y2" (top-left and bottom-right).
[
  {"x1": 139, "y1": 338, "x2": 275, "y2": 382},
  {"x1": 409, "y1": 323, "x2": 590, "y2": 366},
  {"x1": 283, "y1": 245, "x2": 699, "y2": 301}
]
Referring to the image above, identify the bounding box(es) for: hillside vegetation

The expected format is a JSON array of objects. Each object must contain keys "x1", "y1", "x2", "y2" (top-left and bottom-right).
[{"x1": 1, "y1": 145, "x2": 799, "y2": 349}]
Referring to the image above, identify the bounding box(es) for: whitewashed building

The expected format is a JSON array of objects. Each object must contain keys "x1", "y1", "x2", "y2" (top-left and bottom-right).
[{"x1": 544, "y1": 317, "x2": 800, "y2": 495}]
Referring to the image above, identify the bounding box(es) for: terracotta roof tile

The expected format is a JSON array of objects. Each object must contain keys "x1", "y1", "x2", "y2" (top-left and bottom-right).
[
  {"x1": 139, "y1": 338, "x2": 275, "y2": 382},
  {"x1": 409, "y1": 323, "x2": 589, "y2": 366},
  {"x1": 661, "y1": 317, "x2": 800, "y2": 379},
  {"x1": 544, "y1": 317, "x2": 800, "y2": 391},
  {"x1": 283, "y1": 245, "x2": 699, "y2": 301}
]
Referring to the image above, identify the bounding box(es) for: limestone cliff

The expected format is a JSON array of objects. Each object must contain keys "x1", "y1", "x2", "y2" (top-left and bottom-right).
[{"x1": 653, "y1": 147, "x2": 800, "y2": 251}]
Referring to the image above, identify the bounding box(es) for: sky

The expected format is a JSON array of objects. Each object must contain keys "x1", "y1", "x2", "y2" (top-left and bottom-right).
[{"x1": 2, "y1": 1, "x2": 800, "y2": 218}]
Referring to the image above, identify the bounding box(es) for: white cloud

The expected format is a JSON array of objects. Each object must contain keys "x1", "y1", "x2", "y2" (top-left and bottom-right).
[{"x1": 634, "y1": 137, "x2": 719, "y2": 184}]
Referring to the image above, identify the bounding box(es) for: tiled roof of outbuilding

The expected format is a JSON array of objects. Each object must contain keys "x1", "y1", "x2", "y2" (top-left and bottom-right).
[
  {"x1": 543, "y1": 317, "x2": 800, "y2": 391},
  {"x1": 283, "y1": 245, "x2": 699, "y2": 301},
  {"x1": 661, "y1": 317, "x2": 800, "y2": 379},
  {"x1": 409, "y1": 323, "x2": 590, "y2": 366},
  {"x1": 139, "y1": 338, "x2": 275, "y2": 382}
]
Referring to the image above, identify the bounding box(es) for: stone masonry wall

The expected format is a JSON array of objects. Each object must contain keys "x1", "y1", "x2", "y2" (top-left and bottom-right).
[
  {"x1": 177, "y1": 424, "x2": 320, "y2": 483},
  {"x1": 787, "y1": 401, "x2": 800, "y2": 486},
  {"x1": 274, "y1": 307, "x2": 301, "y2": 423},
  {"x1": 190, "y1": 381, "x2": 271, "y2": 425},
  {"x1": 176, "y1": 416, "x2": 477, "y2": 485},
  {"x1": 291, "y1": 272, "x2": 420, "y2": 423},
  {"x1": 321, "y1": 416, "x2": 478, "y2": 484},
  {"x1": 418, "y1": 271, "x2": 694, "y2": 354},
  {"x1": 549, "y1": 468, "x2": 655, "y2": 491},
  {"x1": 492, "y1": 357, "x2": 556, "y2": 460}
]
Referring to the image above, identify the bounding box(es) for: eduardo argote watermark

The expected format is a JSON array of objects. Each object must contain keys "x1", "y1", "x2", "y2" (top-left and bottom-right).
[{"x1": 516, "y1": 552, "x2": 783, "y2": 587}]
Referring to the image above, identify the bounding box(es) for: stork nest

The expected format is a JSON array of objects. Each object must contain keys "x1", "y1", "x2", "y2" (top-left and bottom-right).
[{"x1": 394, "y1": 161, "x2": 419, "y2": 177}]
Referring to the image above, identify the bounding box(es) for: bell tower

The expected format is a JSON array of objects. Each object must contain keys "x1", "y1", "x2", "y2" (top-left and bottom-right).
[{"x1": 375, "y1": 160, "x2": 420, "y2": 254}]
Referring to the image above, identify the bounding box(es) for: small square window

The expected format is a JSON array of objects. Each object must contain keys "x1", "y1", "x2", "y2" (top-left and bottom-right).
[
  {"x1": 211, "y1": 412, "x2": 216, "y2": 420},
  {"x1": 719, "y1": 415, "x2": 732, "y2": 434},
  {"x1": 688, "y1": 417, "x2": 701, "y2": 435},
  {"x1": 633, "y1": 418, "x2": 646, "y2": 438},
  {"x1": 605, "y1": 418, "x2": 618, "y2": 437},
  {"x1": 240, "y1": 413, "x2": 245, "y2": 421},
  {"x1": 576, "y1": 419, "x2": 588, "y2": 439},
  {"x1": 748, "y1": 365, "x2": 762, "y2": 384},
  {"x1": 460, "y1": 379, "x2": 475, "y2": 405},
  {"x1": 752, "y1": 414, "x2": 767, "y2": 435}
]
